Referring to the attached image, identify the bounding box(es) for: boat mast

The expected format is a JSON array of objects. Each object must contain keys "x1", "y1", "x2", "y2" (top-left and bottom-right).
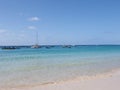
[{"x1": 36, "y1": 30, "x2": 38, "y2": 45}]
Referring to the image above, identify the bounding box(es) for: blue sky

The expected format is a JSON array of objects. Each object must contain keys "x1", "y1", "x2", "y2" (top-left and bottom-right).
[{"x1": 0, "y1": 0, "x2": 120, "y2": 45}]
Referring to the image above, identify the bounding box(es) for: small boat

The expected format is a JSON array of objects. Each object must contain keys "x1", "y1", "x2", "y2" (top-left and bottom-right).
[
  {"x1": 45, "y1": 46, "x2": 51, "y2": 49},
  {"x1": 2, "y1": 46, "x2": 17, "y2": 50},
  {"x1": 31, "y1": 44, "x2": 40, "y2": 48},
  {"x1": 31, "y1": 30, "x2": 41, "y2": 49},
  {"x1": 62, "y1": 45, "x2": 72, "y2": 48}
]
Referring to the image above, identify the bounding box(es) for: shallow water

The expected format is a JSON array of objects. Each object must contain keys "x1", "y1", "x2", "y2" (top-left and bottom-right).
[{"x1": 0, "y1": 45, "x2": 120, "y2": 88}]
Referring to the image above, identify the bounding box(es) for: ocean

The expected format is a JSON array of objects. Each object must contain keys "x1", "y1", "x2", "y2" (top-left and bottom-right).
[{"x1": 0, "y1": 45, "x2": 120, "y2": 88}]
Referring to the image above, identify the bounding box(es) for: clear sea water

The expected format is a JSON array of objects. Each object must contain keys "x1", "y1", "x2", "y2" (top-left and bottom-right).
[{"x1": 0, "y1": 45, "x2": 120, "y2": 88}]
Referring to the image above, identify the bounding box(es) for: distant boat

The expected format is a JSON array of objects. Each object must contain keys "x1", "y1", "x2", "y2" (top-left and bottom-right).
[
  {"x1": 62, "y1": 45, "x2": 72, "y2": 48},
  {"x1": 31, "y1": 44, "x2": 40, "y2": 48},
  {"x1": 2, "y1": 46, "x2": 18, "y2": 50},
  {"x1": 31, "y1": 30, "x2": 40, "y2": 48},
  {"x1": 45, "y1": 46, "x2": 51, "y2": 49}
]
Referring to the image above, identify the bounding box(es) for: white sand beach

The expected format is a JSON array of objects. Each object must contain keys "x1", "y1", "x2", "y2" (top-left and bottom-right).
[{"x1": 3, "y1": 70, "x2": 120, "y2": 90}]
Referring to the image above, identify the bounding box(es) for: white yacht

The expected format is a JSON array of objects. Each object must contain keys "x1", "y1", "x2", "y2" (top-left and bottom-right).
[{"x1": 31, "y1": 31, "x2": 40, "y2": 48}]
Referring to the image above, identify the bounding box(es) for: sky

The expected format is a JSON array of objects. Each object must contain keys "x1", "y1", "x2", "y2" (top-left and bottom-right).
[{"x1": 0, "y1": 0, "x2": 120, "y2": 45}]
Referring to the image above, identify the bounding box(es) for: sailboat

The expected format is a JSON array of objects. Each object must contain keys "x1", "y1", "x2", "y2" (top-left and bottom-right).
[
  {"x1": 31, "y1": 44, "x2": 40, "y2": 48},
  {"x1": 31, "y1": 30, "x2": 40, "y2": 48}
]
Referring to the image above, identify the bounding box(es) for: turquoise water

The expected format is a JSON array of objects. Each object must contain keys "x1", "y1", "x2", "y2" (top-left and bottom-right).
[{"x1": 0, "y1": 45, "x2": 120, "y2": 88}]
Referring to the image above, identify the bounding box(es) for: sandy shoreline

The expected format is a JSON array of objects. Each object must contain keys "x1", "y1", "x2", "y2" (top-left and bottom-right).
[{"x1": 1, "y1": 69, "x2": 120, "y2": 90}]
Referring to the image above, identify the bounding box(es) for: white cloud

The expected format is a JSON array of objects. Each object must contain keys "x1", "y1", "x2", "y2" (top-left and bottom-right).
[
  {"x1": 0, "y1": 29, "x2": 6, "y2": 33},
  {"x1": 28, "y1": 26, "x2": 37, "y2": 30},
  {"x1": 28, "y1": 17, "x2": 40, "y2": 21}
]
